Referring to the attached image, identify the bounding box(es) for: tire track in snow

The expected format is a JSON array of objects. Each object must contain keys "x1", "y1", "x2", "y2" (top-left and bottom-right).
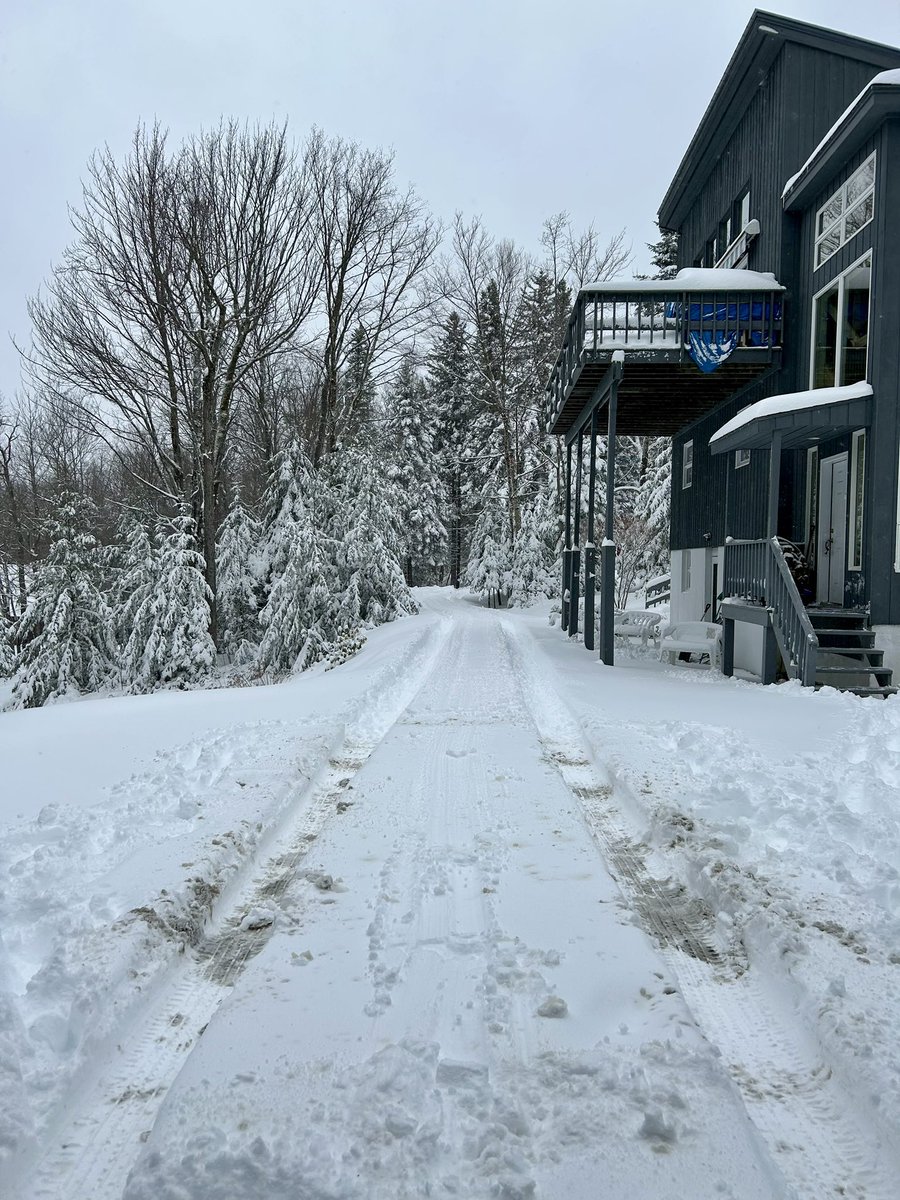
[
  {"x1": 15, "y1": 616, "x2": 452, "y2": 1200},
  {"x1": 502, "y1": 618, "x2": 900, "y2": 1200}
]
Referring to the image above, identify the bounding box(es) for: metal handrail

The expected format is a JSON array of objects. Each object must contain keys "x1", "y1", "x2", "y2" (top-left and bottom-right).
[{"x1": 724, "y1": 537, "x2": 819, "y2": 686}]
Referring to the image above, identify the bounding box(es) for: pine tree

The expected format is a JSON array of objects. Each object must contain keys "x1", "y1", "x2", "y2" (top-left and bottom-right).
[
  {"x1": 256, "y1": 484, "x2": 337, "y2": 675},
  {"x1": 647, "y1": 224, "x2": 679, "y2": 280},
  {"x1": 428, "y1": 312, "x2": 474, "y2": 587},
  {"x1": 328, "y1": 449, "x2": 417, "y2": 629},
  {"x1": 0, "y1": 616, "x2": 13, "y2": 677},
  {"x1": 339, "y1": 324, "x2": 376, "y2": 446},
  {"x1": 507, "y1": 492, "x2": 558, "y2": 607},
  {"x1": 111, "y1": 518, "x2": 157, "y2": 661},
  {"x1": 121, "y1": 514, "x2": 216, "y2": 692},
  {"x1": 9, "y1": 494, "x2": 116, "y2": 708},
  {"x1": 386, "y1": 356, "x2": 447, "y2": 587},
  {"x1": 216, "y1": 502, "x2": 262, "y2": 663}
]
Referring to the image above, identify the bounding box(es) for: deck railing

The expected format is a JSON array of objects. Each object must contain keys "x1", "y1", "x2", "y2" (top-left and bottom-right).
[
  {"x1": 645, "y1": 574, "x2": 671, "y2": 608},
  {"x1": 545, "y1": 285, "x2": 783, "y2": 431},
  {"x1": 723, "y1": 537, "x2": 818, "y2": 686}
]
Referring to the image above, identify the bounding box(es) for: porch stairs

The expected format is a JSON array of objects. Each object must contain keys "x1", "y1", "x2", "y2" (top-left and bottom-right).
[{"x1": 807, "y1": 608, "x2": 898, "y2": 697}]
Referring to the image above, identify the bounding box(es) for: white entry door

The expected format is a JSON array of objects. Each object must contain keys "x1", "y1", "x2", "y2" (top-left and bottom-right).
[{"x1": 816, "y1": 453, "x2": 848, "y2": 605}]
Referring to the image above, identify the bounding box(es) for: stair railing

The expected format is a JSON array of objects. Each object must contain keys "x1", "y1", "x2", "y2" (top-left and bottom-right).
[{"x1": 724, "y1": 537, "x2": 819, "y2": 686}]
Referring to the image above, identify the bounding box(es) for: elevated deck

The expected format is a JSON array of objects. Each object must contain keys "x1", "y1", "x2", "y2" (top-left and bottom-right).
[{"x1": 545, "y1": 274, "x2": 784, "y2": 437}]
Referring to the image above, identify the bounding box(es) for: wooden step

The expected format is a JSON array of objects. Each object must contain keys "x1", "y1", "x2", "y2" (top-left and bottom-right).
[
  {"x1": 807, "y1": 609, "x2": 869, "y2": 629},
  {"x1": 817, "y1": 683, "x2": 899, "y2": 698},
  {"x1": 813, "y1": 627, "x2": 876, "y2": 646},
  {"x1": 816, "y1": 665, "x2": 894, "y2": 685},
  {"x1": 817, "y1": 648, "x2": 885, "y2": 666}
]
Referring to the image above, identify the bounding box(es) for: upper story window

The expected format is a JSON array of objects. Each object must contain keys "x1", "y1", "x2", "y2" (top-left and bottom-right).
[{"x1": 815, "y1": 153, "x2": 875, "y2": 268}]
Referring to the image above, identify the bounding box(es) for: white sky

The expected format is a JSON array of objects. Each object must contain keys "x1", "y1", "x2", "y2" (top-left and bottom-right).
[{"x1": 3, "y1": 0, "x2": 900, "y2": 399}]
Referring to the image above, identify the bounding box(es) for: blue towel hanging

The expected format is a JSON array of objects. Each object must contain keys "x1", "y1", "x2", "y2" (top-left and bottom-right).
[{"x1": 689, "y1": 330, "x2": 738, "y2": 373}]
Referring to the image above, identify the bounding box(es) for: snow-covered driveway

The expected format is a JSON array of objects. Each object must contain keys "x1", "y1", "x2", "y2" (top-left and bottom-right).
[{"x1": 3, "y1": 591, "x2": 899, "y2": 1198}]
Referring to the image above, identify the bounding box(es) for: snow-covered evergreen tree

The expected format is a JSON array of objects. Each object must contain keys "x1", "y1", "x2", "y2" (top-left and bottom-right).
[
  {"x1": 507, "y1": 492, "x2": 558, "y2": 607},
  {"x1": 328, "y1": 449, "x2": 417, "y2": 629},
  {"x1": 428, "y1": 312, "x2": 475, "y2": 586},
  {"x1": 0, "y1": 616, "x2": 13, "y2": 677},
  {"x1": 111, "y1": 518, "x2": 158, "y2": 660},
  {"x1": 386, "y1": 356, "x2": 447, "y2": 586},
  {"x1": 216, "y1": 502, "x2": 261, "y2": 663},
  {"x1": 9, "y1": 494, "x2": 116, "y2": 708},
  {"x1": 256, "y1": 480, "x2": 337, "y2": 675},
  {"x1": 120, "y1": 514, "x2": 215, "y2": 692},
  {"x1": 465, "y1": 489, "x2": 509, "y2": 607}
]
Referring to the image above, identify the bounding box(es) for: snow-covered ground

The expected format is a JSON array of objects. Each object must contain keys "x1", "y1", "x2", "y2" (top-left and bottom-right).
[{"x1": 1, "y1": 589, "x2": 899, "y2": 1198}]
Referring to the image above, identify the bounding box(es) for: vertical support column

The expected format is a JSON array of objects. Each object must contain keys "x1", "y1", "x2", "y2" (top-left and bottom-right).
[
  {"x1": 569, "y1": 429, "x2": 583, "y2": 637},
  {"x1": 599, "y1": 365, "x2": 621, "y2": 665},
  {"x1": 767, "y1": 431, "x2": 783, "y2": 539},
  {"x1": 722, "y1": 613, "x2": 735, "y2": 677},
  {"x1": 584, "y1": 410, "x2": 599, "y2": 652},
  {"x1": 762, "y1": 619, "x2": 778, "y2": 684},
  {"x1": 562, "y1": 442, "x2": 572, "y2": 632}
]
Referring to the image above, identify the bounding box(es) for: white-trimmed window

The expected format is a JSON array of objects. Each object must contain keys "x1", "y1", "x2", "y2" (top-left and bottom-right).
[
  {"x1": 811, "y1": 251, "x2": 871, "y2": 389},
  {"x1": 849, "y1": 430, "x2": 866, "y2": 571},
  {"x1": 815, "y1": 153, "x2": 875, "y2": 268},
  {"x1": 682, "y1": 440, "x2": 693, "y2": 489},
  {"x1": 681, "y1": 549, "x2": 692, "y2": 592},
  {"x1": 735, "y1": 448, "x2": 750, "y2": 469}
]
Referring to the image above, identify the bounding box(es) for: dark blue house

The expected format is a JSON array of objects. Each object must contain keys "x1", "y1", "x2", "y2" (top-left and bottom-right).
[{"x1": 546, "y1": 11, "x2": 900, "y2": 695}]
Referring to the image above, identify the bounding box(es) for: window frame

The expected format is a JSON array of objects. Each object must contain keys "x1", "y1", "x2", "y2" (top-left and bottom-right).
[
  {"x1": 809, "y1": 249, "x2": 872, "y2": 390},
  {"x1": 814, "y1": 153, "x2": 876, "y2": 269},
  {"x1": 805, "y1": 446, "x2": 819, "y2": 551},
  {"x1": 734, "y1": 448, "x2": 751, "y2": 469},
  {"x1": 682, "y1": 440, "x2": 693, "y2": 489},
  {"x1": 681, "y1": 548, "x2": 692, "y2": 593}
]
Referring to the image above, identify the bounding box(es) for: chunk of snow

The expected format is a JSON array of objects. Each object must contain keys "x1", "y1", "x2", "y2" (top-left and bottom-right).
[
  {"x1": 537, "y1": 995, "x2": 568, "y2": 1018},
  {"x1": 239, "y1": 906, "x2": 275, "y2": 931},
  {"x1": 581, "y1": 267, "x2": 783, "y2": 294}
]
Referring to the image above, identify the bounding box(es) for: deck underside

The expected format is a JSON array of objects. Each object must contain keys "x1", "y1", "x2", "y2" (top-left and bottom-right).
[{"x1": 549, "y1": 350, "x2": 779, "y2": 437}]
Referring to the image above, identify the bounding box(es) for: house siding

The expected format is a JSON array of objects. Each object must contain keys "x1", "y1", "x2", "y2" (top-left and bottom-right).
[{"x1": 669, "y1": 38, "x2": 900, "y2": 618}]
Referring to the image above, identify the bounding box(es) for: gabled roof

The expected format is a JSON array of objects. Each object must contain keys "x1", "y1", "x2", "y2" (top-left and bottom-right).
[{"x1": 658, "y1": 10, "x2": 900, "y2": 231}]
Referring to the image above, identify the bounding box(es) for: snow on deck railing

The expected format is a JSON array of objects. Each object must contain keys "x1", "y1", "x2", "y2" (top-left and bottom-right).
[{"x1": 545, "y1": 269, "x2": 785, "y2": 431}]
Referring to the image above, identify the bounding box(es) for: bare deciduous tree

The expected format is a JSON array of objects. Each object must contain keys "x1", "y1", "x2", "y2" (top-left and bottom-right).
[
  {"x1": 27, "y1": 122, "x2": 322, "y2": 643},
  {"x1": 308, "y1": 131, "x2": 440, "y2": 464}
]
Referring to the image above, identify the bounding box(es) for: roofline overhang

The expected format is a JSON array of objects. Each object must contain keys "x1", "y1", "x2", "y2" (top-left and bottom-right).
[
  {"x1": 658, "y1": 10, "x2": 900, "y2": 232},
  {"x1": 709, "y1": 392, "x2": 872, "y2": 454},
  {"x1": 783, "y1": 85, "x2": 900, "y2": 210}
]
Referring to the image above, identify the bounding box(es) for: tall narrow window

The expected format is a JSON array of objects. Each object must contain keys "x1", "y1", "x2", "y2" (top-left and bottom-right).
[
  {"x1": 811, "y1": 253, "x2": 871, "y2": 388},
  {"x1": 849, "y1": 430, "x2": 866, "y2": 571},
  {"x1": 681, "y1": 549, "x2": 692, "y2": 592},
  {"x1": 682, "y1": 440, "x2": 693, "y2": 488},
  {"x1": 739, "y1": 189, "x2": 751, "y2": 230},
  {"x1": 806, "y1": 446, "x2": 819, "y2": 560}
]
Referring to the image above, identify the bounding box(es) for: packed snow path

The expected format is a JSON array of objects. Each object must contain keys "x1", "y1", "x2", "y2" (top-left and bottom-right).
[{"x1": 4, "y1": 592, "x2": 900, "y2": 1198}]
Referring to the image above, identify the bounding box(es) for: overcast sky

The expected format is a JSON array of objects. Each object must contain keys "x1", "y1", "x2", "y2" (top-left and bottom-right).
[{"x1": 3, "y1": 0, "x2": 900, "y2": 399}]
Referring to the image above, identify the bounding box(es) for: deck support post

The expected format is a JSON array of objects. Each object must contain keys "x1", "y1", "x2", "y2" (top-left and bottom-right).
[
  {"x1": 767, "y1": 431, "x2": 782, "y2": 539},
  {"x1": 722, "y1": 616, "x2": 735, "y2": 677},
  {"x1": 569, "y1": 430, "x2": 584, "y2": 636},
  {"x1": 599, "y1": 362, "x2": 622, "y2": 665},
  {"x1": 584, "y1": 410, "x2": 599, "y2": 652},
  {"x1": 562, "y1": 442, "x2": 572, "y2": 632},
  {"x1": 762, "y1": 619, "x2": 778, "y2": 684}
]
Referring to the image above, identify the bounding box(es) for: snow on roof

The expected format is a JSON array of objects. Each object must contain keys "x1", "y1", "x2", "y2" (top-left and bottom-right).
[
  {"x1": 783, "y1": 69, "x2": 900, "y2": 200},
  {"x1": 710, "y1": 380, "x2": 873, "y2": 444},
  {"x1": 580, "y1": 267, "x2": 783, "y2": 295}
]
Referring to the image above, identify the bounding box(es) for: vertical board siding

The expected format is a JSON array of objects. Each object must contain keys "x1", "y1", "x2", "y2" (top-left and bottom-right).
[{"x1": 669, "y1": 36, "x2": 898, "y2": 624}]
